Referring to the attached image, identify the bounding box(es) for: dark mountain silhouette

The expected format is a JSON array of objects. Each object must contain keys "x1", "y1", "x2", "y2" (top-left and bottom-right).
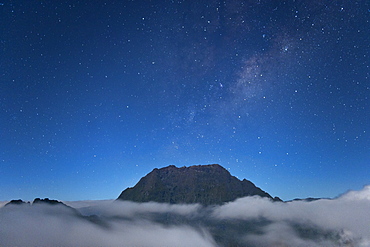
[
  {"x1": 4, "y1": 198, "x2": 81, "y2": 217},
  {"x1": 117, "y1": 164, "x2": 281, "y2": 205},
  {"x1": 5, "y1": 198, "x2": 71, "y2": 207},
  {"x1": 4, "y1": 199, "x2": 30, "y2": 206},
  {"x1": 289, "y1": 197, "x2": 324, "y2": 202},
  {"x1": 33, "y1": 198, "x2": 66, "y2": 205}
]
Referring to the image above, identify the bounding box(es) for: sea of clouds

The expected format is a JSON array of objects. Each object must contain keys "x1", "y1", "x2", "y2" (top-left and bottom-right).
[{"x1": 1, "y1": 185, "x2": 369, "y2": 247}]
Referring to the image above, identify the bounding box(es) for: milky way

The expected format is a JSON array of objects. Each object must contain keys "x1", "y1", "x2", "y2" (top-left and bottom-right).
[{"x1": 1, "y1": 0, "x2": 369, "y2": 201}]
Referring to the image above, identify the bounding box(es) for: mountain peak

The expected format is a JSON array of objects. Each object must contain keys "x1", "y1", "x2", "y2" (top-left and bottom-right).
[{"x1": 118, "y1": 164, "x2": 279, "y2": 205}]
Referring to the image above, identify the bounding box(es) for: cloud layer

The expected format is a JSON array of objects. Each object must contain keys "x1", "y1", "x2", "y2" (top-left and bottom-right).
[
  {"x1": 0, "y1": 202, "x2": 214, "y2": 247},
  {"x1": 1, "y1": 186, "x2": 370, "y2": 247}
]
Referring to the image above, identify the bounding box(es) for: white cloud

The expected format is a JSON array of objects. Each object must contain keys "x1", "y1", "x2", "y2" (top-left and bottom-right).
[
  {"x1": 62, "y1": 199, "x2": 114, "y2": 209},
  {"x1": 1, "y1": 185, "x2": 369, "y2": 246},
  {"x1": 243, "y1": 221, "x2": 338, "y2": 247},
  {"x1": 80, "y1": 200, "x2": 202, "y2": 217},
  {"x1": 212, "y1": 186, "x2": 370, "y2": 246},
  {"x1": 0, "y1": 203, "x2": 215, "y2": 247},
  {"x1": 340, "y1": 185, "x2": 370, "y2": 201}
]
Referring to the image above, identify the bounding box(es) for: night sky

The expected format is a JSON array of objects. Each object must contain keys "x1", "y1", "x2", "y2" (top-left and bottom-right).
[{"x1": 1, "y1": 0, "x2": 369, "y2": 201}]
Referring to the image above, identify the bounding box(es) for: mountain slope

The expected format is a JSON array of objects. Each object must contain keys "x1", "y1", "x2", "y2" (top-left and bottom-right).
[{"x1": 118, "y1": 164, "x2": 280, "y2": 205}]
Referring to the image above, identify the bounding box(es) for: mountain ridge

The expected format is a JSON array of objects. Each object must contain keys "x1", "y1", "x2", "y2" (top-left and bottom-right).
[{"x1": 118, "y1": 164, "x2": 281, "y2": 205}]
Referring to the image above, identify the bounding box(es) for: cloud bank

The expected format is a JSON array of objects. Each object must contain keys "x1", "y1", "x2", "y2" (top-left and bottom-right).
[
  {"x1": 1, "y1": 186, "x2": 370, "y2": 247},
  {"x1": 212, "y1": 185, "x2": 370, "y2": 246},
  {"x1": 0, "y1": 201, "x2": 214, "y2": 247}
]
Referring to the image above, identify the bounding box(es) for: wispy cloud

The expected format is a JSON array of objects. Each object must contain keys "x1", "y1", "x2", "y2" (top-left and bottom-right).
[{"x1": 79, "y1": 200, "x2": 203, "y2": 218}]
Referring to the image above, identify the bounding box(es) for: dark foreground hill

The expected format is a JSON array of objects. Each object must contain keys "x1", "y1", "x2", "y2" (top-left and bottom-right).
[{"x1": 118, "y1": 164, "x2": 281, "y2": 205}]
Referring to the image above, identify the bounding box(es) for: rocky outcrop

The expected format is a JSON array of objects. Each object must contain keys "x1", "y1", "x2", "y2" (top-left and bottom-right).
[{"x1": 118, "y1": 164, "x2": 281, "y2": 205}]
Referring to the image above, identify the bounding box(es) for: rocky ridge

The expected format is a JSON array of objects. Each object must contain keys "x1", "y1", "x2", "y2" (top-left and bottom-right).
[{"x1": 118, "y1": 164, "x2": 281, "y2": 205}]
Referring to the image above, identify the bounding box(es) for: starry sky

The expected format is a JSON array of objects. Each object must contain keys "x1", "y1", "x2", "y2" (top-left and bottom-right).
[{"x1": 1, "y1": 0, "x2": 369, "y2": 201}]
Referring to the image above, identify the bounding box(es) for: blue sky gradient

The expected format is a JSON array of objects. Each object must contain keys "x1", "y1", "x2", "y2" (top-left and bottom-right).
[{"x1": 1, "y1": 0, "x2": 369, "y2": 201}]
